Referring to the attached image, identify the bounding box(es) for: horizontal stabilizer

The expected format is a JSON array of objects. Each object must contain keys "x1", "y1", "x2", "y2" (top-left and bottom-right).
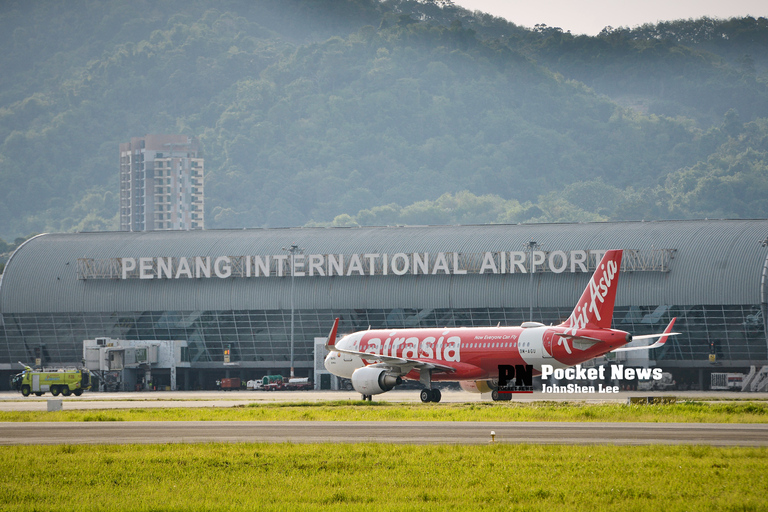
[
  {"x1": 554, "y1": 332, "x2": 602, "y2": 350},
  {"x1": 632, "y1": 332, "x2": 681, "y2": 341},
  {"x1": 614, "y1": 317, "x2": 678, "y2": 353},
  {"x1": 572, "y1": 339, "x2": 601, "y2": 350}
]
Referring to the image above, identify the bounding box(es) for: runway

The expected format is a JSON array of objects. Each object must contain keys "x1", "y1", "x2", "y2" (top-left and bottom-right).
[
  {"x1": 2, "y1": 420, "x2": 766, "y2": 446},
  {"x1": 3, "y1": 390, "x2": 766, "y2": 447}
]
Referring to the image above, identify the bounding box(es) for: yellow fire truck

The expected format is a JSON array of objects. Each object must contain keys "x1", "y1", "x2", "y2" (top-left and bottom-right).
[{"x1": 11, "y1": 363, "x2": 91, "y2": 397}]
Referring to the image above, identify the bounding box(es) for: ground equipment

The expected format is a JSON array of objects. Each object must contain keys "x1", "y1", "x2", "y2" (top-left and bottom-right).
[{"x1": 11, "y1": 362, "x2": 91, "y2": 397}]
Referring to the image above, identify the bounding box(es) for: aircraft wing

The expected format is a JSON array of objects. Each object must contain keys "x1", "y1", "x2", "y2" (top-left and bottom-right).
[
  {"x1": 613, "y1": 318, "x2": 679, "y2": 353},
  {"x1": 331, "y1": 346, "x2": 457, "y2": 374}
]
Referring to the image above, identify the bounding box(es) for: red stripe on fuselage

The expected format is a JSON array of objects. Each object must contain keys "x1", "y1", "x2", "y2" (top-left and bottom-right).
[{"x1": 346, "y1": 324, "x2": 630, "y2": 380}]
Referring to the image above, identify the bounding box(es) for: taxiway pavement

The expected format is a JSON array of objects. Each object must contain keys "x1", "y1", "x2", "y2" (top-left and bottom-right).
[{"x1": 1, "y1": 389, "x2": 763, "y2": 412}]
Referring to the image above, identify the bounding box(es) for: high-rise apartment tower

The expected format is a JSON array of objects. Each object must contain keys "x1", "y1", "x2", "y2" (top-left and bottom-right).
[{"x1": 119, "y1": 135, "x2": 204, "y2": 231}]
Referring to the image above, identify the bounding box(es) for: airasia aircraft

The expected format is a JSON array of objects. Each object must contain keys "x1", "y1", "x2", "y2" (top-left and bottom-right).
[{"x1": 323, "y1": 249, "x2": 678, "y2": 402}]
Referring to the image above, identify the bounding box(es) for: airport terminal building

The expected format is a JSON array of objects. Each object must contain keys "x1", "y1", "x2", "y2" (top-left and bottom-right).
[{"x1": 1, "y1": 219, "x2": 767, "y2": 390}]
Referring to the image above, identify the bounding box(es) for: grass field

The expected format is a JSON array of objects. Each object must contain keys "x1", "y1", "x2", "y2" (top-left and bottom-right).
[
  {"x1": 1, "y1": 442, "x2": 765, "y2": 511},
  {"x1": 2, "y1": 400, "x2": 768, "y2": 423},
  {"x1": 3, "y1": 401, "x2": 767, "y2": 510}
]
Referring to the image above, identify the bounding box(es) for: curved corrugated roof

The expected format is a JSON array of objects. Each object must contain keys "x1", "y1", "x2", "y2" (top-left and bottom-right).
[{"x1": 1, "y1": 219, "x2": 767, "y2": 314}]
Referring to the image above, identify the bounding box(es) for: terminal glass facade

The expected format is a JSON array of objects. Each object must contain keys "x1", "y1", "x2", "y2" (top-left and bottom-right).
[{"x1": 1, "y1": 304, "x2": 765, "y2": 371}]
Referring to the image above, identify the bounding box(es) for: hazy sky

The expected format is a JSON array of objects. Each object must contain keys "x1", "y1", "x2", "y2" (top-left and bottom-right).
[{"x1": 452, "y1": 0, "x2": 767, "y2": 35}]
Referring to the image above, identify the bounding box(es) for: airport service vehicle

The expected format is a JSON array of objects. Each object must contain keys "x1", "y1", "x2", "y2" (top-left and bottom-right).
[
  {"x1": 637, "y1": 372, "x2": 676, "y2": 391},
  {"x1": 246, "y1": 379, "x2": 264, "y2": 390},
  {"x1": 285, "y1": 377, "x2": 313, "y2": 390},
  {"x1": 11, "y1": 363, "x2": 91, "y2": 397},
  {"x1": 255, "y1": 375, "x2": 313, "y2": 391},
  {"x1": 710, "y1": 372, "x2": 745, "y2": 391},
  {"x1": 324, "y1": 250, "x2": 679, "y2": 402},
  {"x1": 261, "y1": 375, "x2": 286, "y2": 391},
  {"x1": 217, "y1": 378, "x2": 241, "y2": 390}
]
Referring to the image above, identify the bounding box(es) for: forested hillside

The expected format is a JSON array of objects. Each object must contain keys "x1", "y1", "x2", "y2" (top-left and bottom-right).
[{"x1": 1, "y1": 0, "x2": 767, "y2": 241}]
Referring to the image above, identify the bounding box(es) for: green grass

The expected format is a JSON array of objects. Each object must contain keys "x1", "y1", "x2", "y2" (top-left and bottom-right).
[
  {"x1": 2, "y1": 400, "x2": 768, "y2": 423},
  {"x1": 0, "y1": 442, "x2": 765, "y2": 511}
]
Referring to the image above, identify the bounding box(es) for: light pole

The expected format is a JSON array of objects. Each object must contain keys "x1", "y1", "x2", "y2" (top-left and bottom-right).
[
  {"x1": 760, "y1": 237, "x2": 768, "y2": 355},
  {"x1": 527, "y1": 240, "x2": 538, "y2": 322},
  {"x1": 282, "y1": 244, "x2": 302, "y2": 379}
]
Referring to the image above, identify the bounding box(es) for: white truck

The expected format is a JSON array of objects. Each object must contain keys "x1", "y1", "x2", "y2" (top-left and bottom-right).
[{"x1": 637, "y1": 371, "x2": 675, "y2": 391}]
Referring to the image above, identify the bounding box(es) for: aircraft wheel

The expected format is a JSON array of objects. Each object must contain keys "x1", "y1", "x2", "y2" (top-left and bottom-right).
[
  {"x1": 21, "y1": 385, "x2": 30, "y2": 397},
  {"x1": 491, "y1": 390, "x2": 501, "y2": 401},
  {"x1": 431, "y1": 389, "x2": 441, "y2": 403},
  {"x1": 61, "y1": 387, "x2": 72, "y2": 397},
  {"x1": 51, "y1": 386, "x2": 60, "y2": 396},
  {"x1": 420, "y1": 389, "x2": 432, "y2": 403}
]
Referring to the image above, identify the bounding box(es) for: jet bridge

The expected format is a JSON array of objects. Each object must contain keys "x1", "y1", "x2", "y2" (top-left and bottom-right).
[{"x1": 83, "y1": 338, "x2": 189, "y2": 391}]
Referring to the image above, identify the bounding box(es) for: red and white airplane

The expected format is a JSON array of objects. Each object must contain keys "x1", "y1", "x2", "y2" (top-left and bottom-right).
[{"x1": 323, "y1": 249, "x2": 678, "y2": 402}]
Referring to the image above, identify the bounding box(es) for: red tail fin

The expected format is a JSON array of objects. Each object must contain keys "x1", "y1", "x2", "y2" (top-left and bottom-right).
[{"x1": 560, "y1": 250, "x2": 622, "y2": 330}]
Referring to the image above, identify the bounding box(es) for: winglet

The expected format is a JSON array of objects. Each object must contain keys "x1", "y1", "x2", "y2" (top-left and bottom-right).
[{"x1": 325, "y1": 318, "x2": 340, "y2": 350}]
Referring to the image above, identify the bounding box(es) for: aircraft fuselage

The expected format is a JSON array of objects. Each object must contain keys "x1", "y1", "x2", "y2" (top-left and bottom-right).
[{"x1": 324, "y1": 323, "x2": 631, "y2": 382}]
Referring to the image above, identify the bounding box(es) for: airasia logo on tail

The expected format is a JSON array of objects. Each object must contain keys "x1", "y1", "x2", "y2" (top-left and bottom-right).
[{"x1": 562, "y1": 250, "x2": 621, "y2": 332}]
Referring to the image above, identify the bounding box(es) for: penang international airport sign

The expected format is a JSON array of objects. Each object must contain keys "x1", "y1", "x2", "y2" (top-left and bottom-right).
[{"x1": 76, "y1": 249, "x2": 675, "y2": 280}]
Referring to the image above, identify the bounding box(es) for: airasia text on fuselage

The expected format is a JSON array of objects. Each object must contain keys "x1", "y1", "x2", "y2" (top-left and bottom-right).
[{"x1": 356, "y1": 332, "x2": 465, "y2": 362}]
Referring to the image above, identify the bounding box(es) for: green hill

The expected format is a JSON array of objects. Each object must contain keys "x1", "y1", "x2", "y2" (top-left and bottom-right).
[{"x1": 0, "y1": 0, "x2": 766, "y2": 240}]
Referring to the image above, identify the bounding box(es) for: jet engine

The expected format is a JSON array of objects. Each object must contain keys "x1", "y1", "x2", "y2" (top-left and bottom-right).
[
  {"x1": 351, "y1": 366, "x2": 403, "y2": 395},
  {"x1": 459, "y1": 380, "x2": 495, "y2": 394}
]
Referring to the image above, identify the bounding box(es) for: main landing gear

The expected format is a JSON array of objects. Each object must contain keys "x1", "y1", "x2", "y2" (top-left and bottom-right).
[
  {"x1": 420, "y1": 388, "x2": 441, "y2": 403},
  {"x1": 491, "y1": 390, "x2": 512, "y2": 401},
  {"x1": 361, "y1": 394, "x2": 373, "y2": 401}
]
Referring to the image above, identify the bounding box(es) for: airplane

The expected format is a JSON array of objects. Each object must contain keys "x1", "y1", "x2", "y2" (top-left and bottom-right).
[{"x1": 323, "y1": 249, "x2": 679, "y2": 402}]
